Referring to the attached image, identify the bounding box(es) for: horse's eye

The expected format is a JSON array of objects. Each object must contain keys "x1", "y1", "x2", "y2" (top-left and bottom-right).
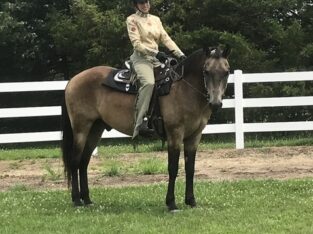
[{"x1": 204, "y1": 70, "x2": 210, "y2": 76}]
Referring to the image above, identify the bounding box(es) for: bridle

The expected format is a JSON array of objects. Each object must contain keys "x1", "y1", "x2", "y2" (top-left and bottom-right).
[
  {"x1": 173, "y1": 58, "x2": 211, "y2": 101},
  {"x1": 181, "y1": 78, "x2": 209, "y2": 101},
  {"x1": 164, "y1": 48, "x2": 230, "y2": 103}
]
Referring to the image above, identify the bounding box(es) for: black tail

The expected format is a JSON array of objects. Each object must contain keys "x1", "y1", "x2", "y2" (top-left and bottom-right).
[{"x1": 61, "y1": 98, "x2": 73, "y2": 187}]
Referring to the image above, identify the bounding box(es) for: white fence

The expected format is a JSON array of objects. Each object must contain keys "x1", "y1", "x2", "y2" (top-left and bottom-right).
[{"x1": 1, "y1": 70, "x2": 313, "y2": 149}]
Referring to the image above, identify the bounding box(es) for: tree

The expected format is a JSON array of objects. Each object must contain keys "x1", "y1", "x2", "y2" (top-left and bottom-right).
[
  {"x1": 1, "y1": 0, "x2": 313, "y2": 81},
  {"x1": 1, "y1": 0, "x2": 313, "y2": 137},
  {"x1": 0, "y1": 0, "x2": 70, "y2": 81}
]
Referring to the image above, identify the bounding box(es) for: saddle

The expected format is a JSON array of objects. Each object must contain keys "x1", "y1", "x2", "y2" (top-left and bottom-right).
[
  {"x1": 102, "y1": 57, "x2": 183, "y2": 139},
  {"x1": 102, "y1": 58, "x2": 180, "y2": 95}
]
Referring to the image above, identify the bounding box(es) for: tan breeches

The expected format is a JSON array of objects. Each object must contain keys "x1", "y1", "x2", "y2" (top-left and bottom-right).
[{"x1": 130, "y1": 51, "x2": 155, "y2": 138}]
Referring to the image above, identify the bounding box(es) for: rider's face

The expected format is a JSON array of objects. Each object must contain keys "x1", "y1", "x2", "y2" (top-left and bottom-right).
[{"x1": 137, "y1": 1, "x2": 150, "y2": 13}]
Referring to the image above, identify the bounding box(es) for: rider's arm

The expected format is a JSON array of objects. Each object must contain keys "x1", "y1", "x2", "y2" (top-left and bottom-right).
[{"x1": 158, "y1": 18, "x2": 184, "y2": 58}]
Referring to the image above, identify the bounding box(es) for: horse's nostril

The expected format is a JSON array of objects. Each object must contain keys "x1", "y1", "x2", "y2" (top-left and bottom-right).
[{"x1": 209, "y1": 102, "x2": 222, "y2": 112}]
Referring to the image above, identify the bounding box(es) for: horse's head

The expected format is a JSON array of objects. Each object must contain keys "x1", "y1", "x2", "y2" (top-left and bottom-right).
[{"x1": 203, "y1": 46, "x2": 231, "y2": 111}]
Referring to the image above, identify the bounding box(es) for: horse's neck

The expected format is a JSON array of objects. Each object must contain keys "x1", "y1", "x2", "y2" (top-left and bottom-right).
[
  {"x1": 177, "y1": 58, "x2": 211, "y2": 112},
  {"x1": 179, "y1": 53, "x2": 205, "y2": 88},
  {"x1": 180, "y1": 62, "x2": 205, "y2": 95}
]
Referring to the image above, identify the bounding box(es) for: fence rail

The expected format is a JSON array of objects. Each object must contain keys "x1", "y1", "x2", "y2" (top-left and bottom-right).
[{"x1": 1, "y1": 70, "x2": 313, "y2": 148}]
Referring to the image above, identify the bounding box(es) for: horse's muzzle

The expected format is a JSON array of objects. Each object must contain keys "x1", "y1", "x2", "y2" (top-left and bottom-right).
[{"x1": 209, "y1": 102, "x2": 223, "y2": 112}]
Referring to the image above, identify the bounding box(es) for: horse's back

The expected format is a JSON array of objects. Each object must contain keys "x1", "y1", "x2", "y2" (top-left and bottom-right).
[
  {"x1": 67, "y1": 66, "x2": 113, "y2": 92},
  {"x1": 65, "y1": 65, "x2": 135, "y2": 136},
  {"x1": 64, "y1": 66, "x2": 113, "y2": 119}
]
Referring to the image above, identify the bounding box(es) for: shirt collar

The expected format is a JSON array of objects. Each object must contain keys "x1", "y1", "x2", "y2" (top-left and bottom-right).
[{"x1": 135, "y1": 10, "x2": 149, "y2": 18}]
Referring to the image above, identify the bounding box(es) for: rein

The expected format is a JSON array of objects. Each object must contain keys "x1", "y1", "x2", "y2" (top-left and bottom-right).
[
  {"x1": 181, "y1": 78, "x2": 209, "y2": 100},
  {"x1": 173, "y1": 59, "x2": 209, "y2": 101}
]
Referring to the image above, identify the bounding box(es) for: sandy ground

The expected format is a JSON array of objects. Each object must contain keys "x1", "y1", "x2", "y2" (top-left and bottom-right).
[{"x1": 0, "y1": 146, "x2": 313, "y2": 191}]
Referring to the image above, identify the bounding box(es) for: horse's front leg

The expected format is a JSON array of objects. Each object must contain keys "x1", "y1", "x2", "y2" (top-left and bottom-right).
[
  {"x1": 183, "y1": 133, "x2": 202, "y2": 208},
  {"x1": 184, "y1": 148, "x2": 196, "y2": 207},
  {"x1": 166, "y1": 146, "x2": 180, "y2": 211}
]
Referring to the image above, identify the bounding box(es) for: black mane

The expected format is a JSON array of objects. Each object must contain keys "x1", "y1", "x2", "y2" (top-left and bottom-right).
[{"x1": 178, "y1": 49, "x2": 206, "y2": 76}]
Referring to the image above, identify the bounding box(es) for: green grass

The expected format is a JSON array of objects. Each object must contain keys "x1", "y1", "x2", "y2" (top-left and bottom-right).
[
  {"x1": 43, "y1": 163, "x2": 62, "y2": 181},
  {"x1": 7, "y1": 184, "x2": 29, "y2": 192},
  {"x1": 245, "y1": 136, "x2": 313, "y2": 148},
  {"x1": 0, "y1": 180, "x2": 313, "y2": 233},
  {"x1": 99, "y1": 155, "x2": 167, "y2": 176},
  {"x1": 133, "y1": 157, "x2": 167, "y2": 175},
  {"x1": 98, "y1": 138, "x2": 166, "y2": 158},
  {"x1": 101, "y1": 160, "x2": 123, "y2": 177},
  {"x1": 0, "y1": 134, "x2": 313, "y2": 161},
  {"x1": 0, "y1": 147, "x2": 61, "y2": 160}
]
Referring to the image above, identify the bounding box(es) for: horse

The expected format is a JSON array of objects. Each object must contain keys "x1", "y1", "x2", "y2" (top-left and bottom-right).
[{"x1": 61, "y1": 46, "x2": 231, "y2": 211}]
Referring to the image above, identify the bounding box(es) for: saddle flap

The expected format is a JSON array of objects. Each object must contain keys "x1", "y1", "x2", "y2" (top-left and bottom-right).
[
  {"x1": 102, "y1": 69, "x2": 138, "y2": 94},
  {"x1": 114, "y1": 69, "x2": 132, "y2": 83}
]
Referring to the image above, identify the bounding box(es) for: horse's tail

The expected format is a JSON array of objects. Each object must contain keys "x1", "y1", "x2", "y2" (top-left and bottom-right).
[{"x1": 61, "y1": 97, "x2": 73, "y2": 187}]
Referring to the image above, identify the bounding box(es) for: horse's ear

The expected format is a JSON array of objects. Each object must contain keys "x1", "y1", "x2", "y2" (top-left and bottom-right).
[
  {"x1": 222, "y1": 45, "x2": 231, "y2": 58},
  {"x1": 203, "y1": 47, "x2": 217, "y2": 57}
]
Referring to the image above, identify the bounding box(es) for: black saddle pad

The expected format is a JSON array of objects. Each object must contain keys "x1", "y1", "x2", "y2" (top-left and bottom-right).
[
  {"x1": 102, "y1": 69, "x2": 138, "y2": 94},
  {"x1": 102, "y1": 59, "x2": 181, "y2": 96}
]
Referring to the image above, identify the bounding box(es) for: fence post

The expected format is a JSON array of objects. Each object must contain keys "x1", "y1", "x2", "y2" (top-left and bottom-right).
[{"x1": 234, "y1": 70, "x2": 244, "y2": 149}]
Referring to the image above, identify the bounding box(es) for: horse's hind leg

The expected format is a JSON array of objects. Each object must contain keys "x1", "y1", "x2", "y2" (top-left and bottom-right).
[
  {"x1": 183, "y1": 133, "x2": 202, "y2": 208},
  {"x1": 71, "y1": 121, "x2": 93, "y2": 206},
  {"x1": 79, "y1": 120, "x2": 105, "y2": 205}
]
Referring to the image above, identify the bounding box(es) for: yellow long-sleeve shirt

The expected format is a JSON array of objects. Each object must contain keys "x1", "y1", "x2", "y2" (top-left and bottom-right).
[{"x1": 126, "y1": 11, "x2": 184, "y2": 59}]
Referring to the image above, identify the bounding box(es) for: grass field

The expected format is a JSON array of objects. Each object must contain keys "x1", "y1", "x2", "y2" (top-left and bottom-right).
[
  {"x1": 0, "y1": 134, "x2": 313, "y2": 160},
  {"x1": 1, "y1": 180, "x2": 313, "y2": 234},
  {"x1": 1, "y1": 134, "x2": 313, "y2": 233}
]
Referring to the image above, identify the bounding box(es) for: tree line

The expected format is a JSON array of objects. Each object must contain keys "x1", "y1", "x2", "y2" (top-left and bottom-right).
[
  {"x1": 1, "y1": 0, "x2": 313, "y2": 82},
  {"x1": 0, "y1": 0, "x2": 313, "y2": 138}
]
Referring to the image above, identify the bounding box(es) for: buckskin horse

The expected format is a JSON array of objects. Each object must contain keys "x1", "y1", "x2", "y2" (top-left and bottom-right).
[{"x1": 61, "y1": 46, "x2": 231, "y2": 211}]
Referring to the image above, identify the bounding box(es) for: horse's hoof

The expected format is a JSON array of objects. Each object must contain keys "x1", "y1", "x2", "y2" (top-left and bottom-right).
[
  {"x1": 185, "y1": 197, "x2": 197, "y2": 208},
  {"x1": 84, "y1": 200, "x2": 94, "y2": 206},
  {"x1": 167, "y1": 203, "x2": 179, "y2": 212},
  {"x1": 73, "y1": 200, "x2": 84, "y2": 207},
  {"x1": 169, "y1": 209, "x2": 182, "y2": 213}
]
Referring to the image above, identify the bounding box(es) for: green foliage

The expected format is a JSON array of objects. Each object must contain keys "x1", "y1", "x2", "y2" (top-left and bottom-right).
[
  {"x1": 1, "y1": 0, "x2": 313, "y2": 81},
  {"x1": 1, "y1": 0, "x2": 313, "y2": 130},
  {"x1": 0, "y1": 0, "x2": 69, "y2": 81}
]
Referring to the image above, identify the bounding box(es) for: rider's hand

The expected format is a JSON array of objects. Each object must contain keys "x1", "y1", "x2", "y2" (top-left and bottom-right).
[{"x1": 156, "y1": 51, "x2": 168, "y2": 63}]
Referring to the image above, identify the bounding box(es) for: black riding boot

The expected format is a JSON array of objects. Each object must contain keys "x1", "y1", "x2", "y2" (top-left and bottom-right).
[{"x1": 138, "y1": 118, "x2": 155, "y2": 137}]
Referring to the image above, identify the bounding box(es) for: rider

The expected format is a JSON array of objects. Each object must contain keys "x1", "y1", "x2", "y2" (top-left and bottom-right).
[{"x1": 127, "y1": 0, "x2": 186, "y2": 139}]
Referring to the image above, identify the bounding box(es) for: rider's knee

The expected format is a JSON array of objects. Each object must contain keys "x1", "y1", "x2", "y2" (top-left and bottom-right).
[{"x1": 142, "y1": 79, "x2": 155, "y2": 87}]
